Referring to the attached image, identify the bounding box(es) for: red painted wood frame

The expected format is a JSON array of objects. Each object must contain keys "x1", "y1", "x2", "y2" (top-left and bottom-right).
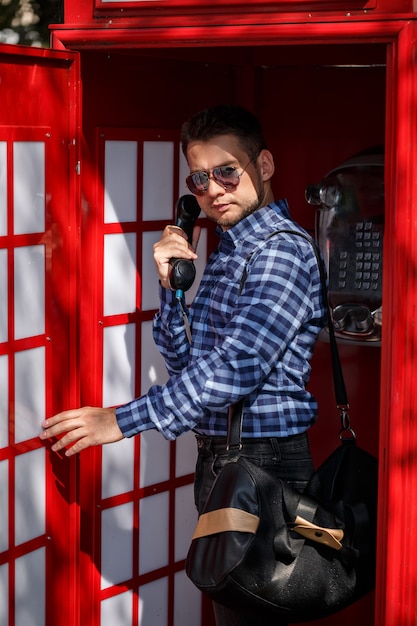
[
  {"x1": 0, "y1": 43, "x2": 80, "y2": 626},
  {"x1": 51, "y1": 17, "x2": 417, "y2": 626}
]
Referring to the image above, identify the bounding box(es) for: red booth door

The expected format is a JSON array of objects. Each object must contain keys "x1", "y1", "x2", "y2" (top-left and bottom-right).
[{"x1": 0, "y1": 43, "x2": 80, "y2": 626}]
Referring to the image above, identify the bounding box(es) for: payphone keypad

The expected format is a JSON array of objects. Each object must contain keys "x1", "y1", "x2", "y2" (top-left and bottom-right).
[{"x1": 329, "y1": 220, "x2": 383, "y2": 310}]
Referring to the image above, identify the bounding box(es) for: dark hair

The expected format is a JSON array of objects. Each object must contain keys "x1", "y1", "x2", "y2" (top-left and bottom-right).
[{"x1": 180, "y1": 104, "x2": 267, "y2": 161}]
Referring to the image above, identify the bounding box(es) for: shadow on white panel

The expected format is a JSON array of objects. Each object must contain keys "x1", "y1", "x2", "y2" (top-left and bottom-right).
[
  {"x1": 0, "y1": 461, "x2": 8, "y2": 552},
  {"x1": 139, "y1": 429, "x2": 170, "y2": 488},
  {"x1": 102, "y1": 437, "x2": 135, "y2": 499},
  {"x1": 15, "y1": 548, "x2": 45, "y2": 626},
  {"x1": 101, "y1": 503, "x2": 133, "y2": 589},
  {"x1": 139, "y1": 577, "x2": 168, "y2": 626},
  {"x1": 103, "y1": 324, "x2": 135, "y2": 407},
  {"x1": 0, "y1": 563, "x2": 8, "y2": 623},
  {"x1": 14, "y1": 347, "x2": 45, "y2": 444},
  {"x1": 140, "y1": 320, "x2": 169, "y2": 395},
  {"x1": 101, "y1": 591, "x2": 133, "y2": 626},
  {"x1": 15, "y1": 448, "x2": 45, "y2": 545},
  {"x1": 174, "y1": 484, "x2": 198, "y2": 563},
  {"x1": 175, "y1": 430, "x2": 197, "y2": 478},
  {"x1": 139, "y1": 492, "x2": 169, "y2": 575},
  {"x1": 174, "y1": 569, "x2": 202, "y2": 626}
]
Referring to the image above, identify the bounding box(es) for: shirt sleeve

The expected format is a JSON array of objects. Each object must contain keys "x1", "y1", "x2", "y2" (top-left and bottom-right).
[
  {"x1": 152, "y1": 283, "x2": 192, "y2": 375},
  {"x1": 116, "y1": 236, "x2": 324, "y2": 440}
]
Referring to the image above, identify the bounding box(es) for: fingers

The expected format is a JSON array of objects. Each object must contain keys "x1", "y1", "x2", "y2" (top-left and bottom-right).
[
  {"x1": 153, "y1": 225, "x2": 198, "y2": 286},
  {"x1": 39, "y1": 406, "x2": 123, "y2": 457},
  {"x1": 191, "y1": 225, "x2": 201, "y2": 253}
]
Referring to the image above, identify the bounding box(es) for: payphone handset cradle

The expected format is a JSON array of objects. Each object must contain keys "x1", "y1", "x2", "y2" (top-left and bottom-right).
[{"x1": 306, "y1": 149, "x2": 384, "y2": 344}]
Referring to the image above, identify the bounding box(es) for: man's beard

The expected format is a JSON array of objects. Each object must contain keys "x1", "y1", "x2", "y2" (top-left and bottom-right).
[{"x1": 211, "y1": 177, "x2": 267, "y2": 229}]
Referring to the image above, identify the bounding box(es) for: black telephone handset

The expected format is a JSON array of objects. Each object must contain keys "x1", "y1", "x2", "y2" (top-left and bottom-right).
[{"x1": 168, "y1": 195, "x2": 201, "y2": 293}]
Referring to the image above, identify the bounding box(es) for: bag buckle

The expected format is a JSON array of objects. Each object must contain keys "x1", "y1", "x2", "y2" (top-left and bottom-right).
[{"x1": 338, "y1": 405, "x2": 356, "y2": 440}]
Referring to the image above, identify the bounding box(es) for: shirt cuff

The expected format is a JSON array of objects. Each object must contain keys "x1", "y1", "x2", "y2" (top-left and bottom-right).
[{"x1": 115, "y1": 397, "x2": 154, "y2": 438}]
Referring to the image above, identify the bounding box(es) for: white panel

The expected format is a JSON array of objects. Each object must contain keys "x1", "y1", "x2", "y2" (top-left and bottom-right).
[
  {"x1": 0, "y1": 355, "x2": 8, "y2": 448},
  {"x1": 103, "y1": 324, "x2": 135, "y2": 407},
  {"x1": 179, "y1": 147, "x2": 190, "y2": 199},
  {"x1": 140, "y1": 320, "x2": 169, "y2": 396},
  {"x1": 142, "y1": 142, "x2": 174, "y2": 221},
  {"x1": 139, "y1": 492, "x2": 169, "y2": 575},
  {"x1": 101, "y1": 503, "x2": 133, "y2": 589},
  {"x1": 15, "y1": 548, "x2": 45, "y2": 626},
  {"x1": 175, "y1": 431, "x2": 197, "y2": 478},
  {"x1": 101, "y1": 591, "x2": 133, "y2": 626},
  {"x1": 15, "y1": 448, "x2": 45, "y2": 545},
  {"x1": 0, "y1": 142, "x2": 6, "y2": 236},
  {"x1": 104, "y1": 140, "x2": 137, "y2": 224},
  {"x1": 102, "y1": 437, "x2": 135, "y2": 499},
  {"x1": 174, "y1": 570, "x2": 202, "y2": 626},
  {"x1": 185, "y1": 226, "x2": 207, "y2": 304},
  {"x1": 104, "y1": 233, "x2": 137, "y2": 316},
  {"x1": 139, "y1": 429, "x2": 170, "y2": 488},
  {"x1": 174, "y1": 484, "x2": 197, "y2": 562},
  {"x1": 14, "y1": 245, "x2": 45, "y2": 339},
  {"x1": 0, "y1": 461, "x2": 8, "y2": 552},
  {"x1": 141, "y1": 230, "x2": 162, "y2": 312},
  {"x1": 0, "y1": 248, "x2": 7, "y2": 342},
  {"x1": 0, "y1": 564, "x2": 8, "y2": 624},
  {"x1": 139, "y1": 577, "x2": 168, "y2": 626},
  {"x1": 14, "y1": 347, "x2": 45, "y2": 444},
  {"x1": 13, "y1": 141, "x2": 45, "y2": 235}
]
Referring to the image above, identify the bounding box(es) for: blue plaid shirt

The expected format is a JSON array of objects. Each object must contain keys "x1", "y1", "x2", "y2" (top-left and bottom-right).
[{"x1": 116, "y1": 200, "x2": 326, "y2": 440}]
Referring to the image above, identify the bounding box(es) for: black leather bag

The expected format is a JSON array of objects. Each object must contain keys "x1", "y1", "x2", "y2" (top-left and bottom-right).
[
  {"x1": 186, "y1": 231, "x2": 378, "y2": 622},
  {"x1": 186, "y1": 436, "x2": 377, "y2": 622}
]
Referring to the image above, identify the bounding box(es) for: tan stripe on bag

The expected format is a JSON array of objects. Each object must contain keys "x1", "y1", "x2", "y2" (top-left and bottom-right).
[{"x1": 192, "y1": 507, "x2": 260, "y2": 540}]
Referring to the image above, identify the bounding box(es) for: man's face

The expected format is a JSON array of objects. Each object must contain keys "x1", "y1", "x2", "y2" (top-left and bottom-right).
[{"x1": 186, "y1": 134, "x2": 274, "y2": 230}]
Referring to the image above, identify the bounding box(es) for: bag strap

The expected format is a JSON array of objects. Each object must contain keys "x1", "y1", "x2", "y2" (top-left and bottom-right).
[{"x1": 227, "y1": 229, "x2": 351, "y2": 451}]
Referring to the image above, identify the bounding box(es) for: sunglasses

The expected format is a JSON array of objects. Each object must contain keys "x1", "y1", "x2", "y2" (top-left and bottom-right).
[{"x1": 185, "y1": 157, "x2": 256, "y2": 196}]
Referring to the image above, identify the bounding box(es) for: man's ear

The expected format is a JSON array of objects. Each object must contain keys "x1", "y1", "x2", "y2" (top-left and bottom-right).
[{"x1": 258, "y1": 149, "x2": 275, "y2": 181}]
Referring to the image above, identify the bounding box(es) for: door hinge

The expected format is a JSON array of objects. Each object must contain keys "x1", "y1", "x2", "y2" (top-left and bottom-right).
[{"x1": 76, "y1": 161, "x2": 81, "y2": 175}]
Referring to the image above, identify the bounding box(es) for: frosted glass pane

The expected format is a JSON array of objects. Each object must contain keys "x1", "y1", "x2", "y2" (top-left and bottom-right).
[
  {"x1": 14, "y1": 245, "x2": 45, "y2": 339},
  {"x1": 102, "y1": 437, "x2": 134, "y2": 499},
  {"x1": 101, "y1": 503, "x2": 133, "y2": 589},
  {"x1": 141, "y1": 230, "x2": 162, "y2": 311},
  {"x1": 139, "y1": 492, "x2": 169, "y2": 574},
  {"x1": 14, "y1": 347, "x2": 45, "y2": 443},
  {"x1": 175, "y1": 431, "x2": 197, "y2": 478},
  {"x1": 0, "y1": 355, "x2": 8, "y2": 449},
  {"x1": 174, "y1": 484, "x2": 197, "y2": 562},
  {"x1": 13, "y1": 142, "x2": 45, "y2": 234},
  {"x1": 139, "y1": 429, "x2": 170, "y2": 488},
  {"x1": 178, "y1": 148, "x2": 190, "y2": 199},
  {"x1": 140, "y1": 320, "x2": 169, "y2": 396},
  {"x1": 104, "y1": 140, "x2": 137, "y2": 224},
  {"x1": 15, "y1": 548, "x2": 45, "y2": 625},
  {"x1": 0, "y1": 564, "x2": 8, "y2": 624},
  {"x1": 101, "y1": 591, "x2": 133, "y2": 626},
  {"x1": 0, "y1": 142, "x2": 6, "y2": 236},
  {"x1": 0, "y1": 461, "x2": 8, "y2": 552},
  {"x1": 185, "y1": 226, "x2": 207, "y2": 304},
  {"x1": 0, "y1": 249, "x2": 7, "y2": 342},
  {"x1": 104, "y1": 233, "x2": 136, "y2": 316},
  {"x1": 15, "y1": 448, "x2": 45, "y2": 545},
  {"x1": 102, "y1": 324, "x2": 135, "y2": 407},
  {"x1": 139, "y1": 578, "x2": 168, "y2": 626},
  {"x1": 174, "y1": 570, "x2": 202, "y2": 626},
  {"x1": 142, "y1": 142, "x2": 174, "y2": 221}
]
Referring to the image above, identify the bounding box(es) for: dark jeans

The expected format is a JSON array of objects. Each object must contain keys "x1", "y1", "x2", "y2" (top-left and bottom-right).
[{"x1": 194, "y1": 432, "x2": 314, "y2": 626}]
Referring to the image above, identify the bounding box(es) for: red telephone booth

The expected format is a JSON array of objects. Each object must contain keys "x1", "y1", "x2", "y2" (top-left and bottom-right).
[{"x1": 1, "y1": 1, "x2": 417, "y2": 625}]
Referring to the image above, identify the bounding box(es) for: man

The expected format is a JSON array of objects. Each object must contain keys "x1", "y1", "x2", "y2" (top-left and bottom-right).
[{"x1": 40, "y1": 105, "x2": 326, "y2": 625}]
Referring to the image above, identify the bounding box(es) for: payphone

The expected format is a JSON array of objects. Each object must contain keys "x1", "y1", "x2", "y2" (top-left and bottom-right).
[{"x1": 306, "y1": 149, "x2": 384, "y2": 343}]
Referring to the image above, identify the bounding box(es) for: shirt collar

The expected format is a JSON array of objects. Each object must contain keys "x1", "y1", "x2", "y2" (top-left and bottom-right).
[{"x1": 216, "y1": 199, "x2": 290, "y2": 250}]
